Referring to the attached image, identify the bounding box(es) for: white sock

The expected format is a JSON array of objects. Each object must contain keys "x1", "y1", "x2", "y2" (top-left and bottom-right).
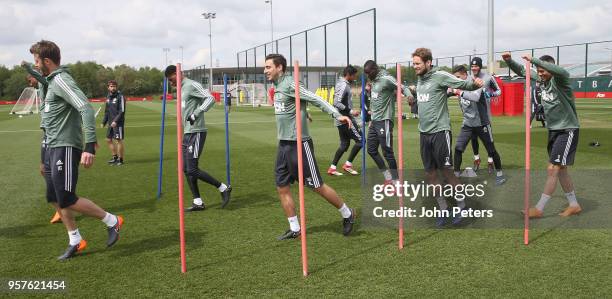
[
  {"x1": 436, "y1": 197, "x2": 448, "y2": 210},
  {"x1": 193, "y1": 197, "x2": 203, "y2": 205},
  {"x1": 218, "y1": 183, "x2": 228, "y2": 192},
  {"x1": 474, "y1": 155, "x2": 480, "y2": 160},
  {"x1": 383, "y1": 170, "x2": 392, "y2": 181},
  {"x1": 488, "y1": 157, "x2": 493, "y2": 163},
  {"x1": 339, "y1": 203, "x2": 352, "y2": 218},
  {"x1": 535, "y1": 194, "x2": 551, "y2": 211},
  {"x1": 330, "y1": 164, "x2": 337, "y2": 169},
  {"x1": 68, "y1": 229, "x2": 82, "y2": 246},
  {"x1": 565, "y1": 191, "x2": 579, "y2": 207},
  {"x1": 344, "y1": 161, "x2": 352, "y2": 167},
  {"x1": 288, "y1": 216, "x2": 300, "y2": 232},
  {"x1": 102, "y1": 212, "x2": 118, "y2": 227},
  {"x1": 454, "y1": 171, "x2": 461, "y2": 177},
  {"x1": 496, "y1": 171, "x2": 503, "y2": 177}
]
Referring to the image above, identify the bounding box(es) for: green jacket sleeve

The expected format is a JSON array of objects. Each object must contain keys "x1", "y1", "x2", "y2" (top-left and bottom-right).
[
  {"x1": 437, "y1": 71, "x2": 480, "y2": 91},
  {"x1": 23, "y1": 63, "x2": 47, "y2": 87},
  {"x1": 531, "y1": 57, "x2": 570, "y2": 87},
  {"x1": 507, "y1": 58, "x2": 539, "y2": 81},
  {"x1": 55, "y1": 73, "x2": 97, "y2": 145},
  {"x1": 382, "y1": 75, "x2": 410, "y2": 96},
  {"x1": 291, "y1": 81, "x2": 341, "y2": 119},
  {"x1": 192, "y1": 82, "x2": 216, "y2": 116}
]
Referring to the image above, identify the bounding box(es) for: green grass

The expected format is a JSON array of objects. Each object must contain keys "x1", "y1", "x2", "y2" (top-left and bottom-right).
[{"x1": 0, "y1": 98, "x2": 611, "y2": 297}]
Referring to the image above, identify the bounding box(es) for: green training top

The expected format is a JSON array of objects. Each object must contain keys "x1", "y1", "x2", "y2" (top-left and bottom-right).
[
  {"x1": 43, "y1": 66, "x2": 97, "y2": 150},
  {"x1": 507, "y1": 57, "x2": 579, "y2": 130},
  {"x1": 273, "y1": 74, "x2": 341, "y2": 141},
  {"x1": 369, "y1": 69, "x2": 409, "y2": 121},
  {"x1": 181, "y1": 77, "x2": 216, "y2": 134},
  {"x1": 416, "y1": 67, "x2": 480, "y2": 133}
]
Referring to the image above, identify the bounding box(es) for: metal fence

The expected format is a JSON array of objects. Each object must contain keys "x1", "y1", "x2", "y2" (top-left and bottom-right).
[
  {"x1": 382, "y1": 40, "x2": 612, "y2": 80},
  {"x1": 236, "y1": 8, "x2": 377, "y2": 89}
]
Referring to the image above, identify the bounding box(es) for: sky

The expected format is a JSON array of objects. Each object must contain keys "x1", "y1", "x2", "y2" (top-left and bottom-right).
[{"x1": 1, "y1": 0, "x2": 611, "y2": 70}]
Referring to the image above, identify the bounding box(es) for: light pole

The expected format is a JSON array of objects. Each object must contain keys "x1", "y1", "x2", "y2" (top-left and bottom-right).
[
  {"x1": 265, "y1": 0, "x2": 273, "y2": 44},
  {"x1": 202, "y1": 12, "x2": 216, "y2": 90},
  {"x1": 487, "y1": 0, "x2": 495, "y2": 74},
  {"x1": 163, "y1": 48, "x2": 170, "y2": 67}
]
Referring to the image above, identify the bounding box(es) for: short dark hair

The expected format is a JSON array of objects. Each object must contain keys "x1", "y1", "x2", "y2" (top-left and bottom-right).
[
  {"x1": 412, "y1": 47, "x2": 433, "y2": 63},
  {"x1": 265, "y1": 54, "x2": 287, "y2": 72},
  {"x1": 343, "y1": 65, "x2": 358, "y2": 77},
  {"x1": 452, "y1": 65, "x2": 468, "y2": 74},
  {"x1": 363, "y1": 60, "x2": 378, "y2": 74},
  {"x1": 108, "y1": 80, "x2": 118, "y2": 86},
  {"x1": 539, "y1": 55, "x2": 555, "y2": 64},
  {"x1": 165, "y1": 65, "x2": 177, "y2": 77},
  {"x1": 30, "y1": 40, "x2": 61, "y2": 65}
]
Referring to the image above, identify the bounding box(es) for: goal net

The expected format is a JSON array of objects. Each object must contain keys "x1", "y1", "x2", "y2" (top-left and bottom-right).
[
  {"x1": 10, "y1": 87, "x2": 40, "y2": 115},
  {"x1": 212, "y1": 83, "x2": 271, "y2": 107}
]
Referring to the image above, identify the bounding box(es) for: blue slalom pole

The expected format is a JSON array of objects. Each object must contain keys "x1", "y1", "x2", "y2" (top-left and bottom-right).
[
  {"x1": 223, "y1": 74, "x2": 231, "y2": 185},
  {"x1": 157, "y1": 78, "x2": 168, "y2": 199},
  {"x1": 360, "y1": 73, "x2": 367, "y2": 185}
]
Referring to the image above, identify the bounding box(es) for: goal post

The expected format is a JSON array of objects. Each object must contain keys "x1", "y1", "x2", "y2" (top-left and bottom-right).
[{"x1": 10, "y1": 87, "x2": 40, "y2": 115}]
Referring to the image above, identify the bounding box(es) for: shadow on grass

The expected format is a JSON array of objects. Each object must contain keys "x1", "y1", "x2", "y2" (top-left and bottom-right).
[
  {"x1": 210, "y1": 192, "x2": 277, "y2": 211},
  {"x1": 78, "y1": 230, "x2": 207, "y2": 258},
  {"x1": 0, "y1": 223, "x2": 47, "y2": 239},
  {"x1": 105, "y1": 199, "x2": 159, "y2": 214}
]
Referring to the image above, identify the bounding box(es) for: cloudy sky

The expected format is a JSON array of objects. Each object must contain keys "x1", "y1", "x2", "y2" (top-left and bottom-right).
[{"x1": 1, "y1": 0, "x2": 611, "y2": 70}]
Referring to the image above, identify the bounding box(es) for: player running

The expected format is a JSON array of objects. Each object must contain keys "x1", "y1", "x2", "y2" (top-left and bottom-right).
[{"x1": 328, "y1": 65, "x2": 362, "y2": 176}]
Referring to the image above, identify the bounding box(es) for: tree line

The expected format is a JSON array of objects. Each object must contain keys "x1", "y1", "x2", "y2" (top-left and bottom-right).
[{"x1": 0, "y1": 62, "x2": 164, "y2": 100}]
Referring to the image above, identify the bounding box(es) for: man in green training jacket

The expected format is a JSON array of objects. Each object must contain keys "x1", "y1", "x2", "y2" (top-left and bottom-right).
[
  {"x1": 165, "y1": 65, "x2": 232, "y2": 211},
  {"x1": 29, "y1": 40, "x2": 123, "y2": 260},
  {"x1": 264, "y1": 54, "x2": 356, "y2": 240},
  {"x1": 411, "y1": 47, "x2": 483, "y2": 227},
  {"x1": 363, "y1": 60, "x2": 411, "y2": 183},
  {"x1": 504, "y1": 52, "x2": 581, "y2": 218}
]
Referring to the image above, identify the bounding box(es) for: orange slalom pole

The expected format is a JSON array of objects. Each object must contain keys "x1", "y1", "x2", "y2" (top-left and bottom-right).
[
  {"x1": 294, "y1": 61, "x2": 309, "y2": 276},
  {"x1": 524, "y1": 61, "x2": 531, "y2": 245},
  {"x1": 396, "y1": 64, "x2": 405, "y2": 249},
  {"x1": 176, "y1": 63, "x2": 187, "y2": 272}
]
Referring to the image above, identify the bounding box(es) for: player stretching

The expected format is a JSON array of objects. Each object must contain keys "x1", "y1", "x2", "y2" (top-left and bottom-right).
[
  {"x1": 504, "y1": 53, "x2": 581, "y2": 218},
  {"x1": 264, "y1": 54, "x2": 356, "y2": 239}
]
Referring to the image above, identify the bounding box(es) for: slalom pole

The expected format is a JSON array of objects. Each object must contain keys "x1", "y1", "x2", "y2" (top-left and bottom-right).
[
  {"x1": 396, "y1": 64, "x2": 405, "y2": 249},
  {"x1": 223, "y1": 74, "x2": 231, "y2": 185},
  {"x1": 294, "y1": 61, "x2": 309, "y2": 277},
  {"x1": 524, "y1": 61, "x2": 532, "y2": 245},
  {"x1": 157, "y1": 77, "x2": 168, "y2": 199},
  {"x1": 176, "y1": 63, "x2": 187, "y2": 273},
  {"x1": 360, "y1": 73, "x2": 367, "y2": 185}
]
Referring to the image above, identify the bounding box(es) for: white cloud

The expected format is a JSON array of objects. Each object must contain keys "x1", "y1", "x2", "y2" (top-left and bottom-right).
[{"x1": 1, "y1": 0, "x2": 610, "y2": 70}]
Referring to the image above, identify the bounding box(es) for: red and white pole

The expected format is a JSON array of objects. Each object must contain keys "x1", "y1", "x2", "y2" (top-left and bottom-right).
[
  {"x1": 176, "y1": 63, "x2": 187, "y2": 272},
  {"x1": 294, "y1": 61, "x2": 309, "y2": 276},
  {"x1": 524, "y1": 61, "x2": 531, "y2": 245},
  {"x1": 396, "y1": 64, "x2": 405, "y2": 249}
]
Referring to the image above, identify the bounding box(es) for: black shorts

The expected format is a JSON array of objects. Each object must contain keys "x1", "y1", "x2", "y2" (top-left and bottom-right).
[
  {"x1": 275, "y1": 139, "x2": 323, "y2": 189},
  {"x1": 456, "y1": 125, "x2": 496, "y2": 154},
  {"x1": 548, "y1": 129, "x2": 579, "y2": 166},
  {"x1": 183, "y1": 131, "x2": 206, "y2": 163},
  {"x1": 420, "y1": 130, "x2": 453, "y2": 171},
  {"x1": 44, "y1": 146, "x2": 80, "y2": 208},
  {"x1": 106, "y1": 125, "x2": 124, "y2": 140},
  {"x1": 338, "y1": 118, "x2": 363, "y2": 144}
]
